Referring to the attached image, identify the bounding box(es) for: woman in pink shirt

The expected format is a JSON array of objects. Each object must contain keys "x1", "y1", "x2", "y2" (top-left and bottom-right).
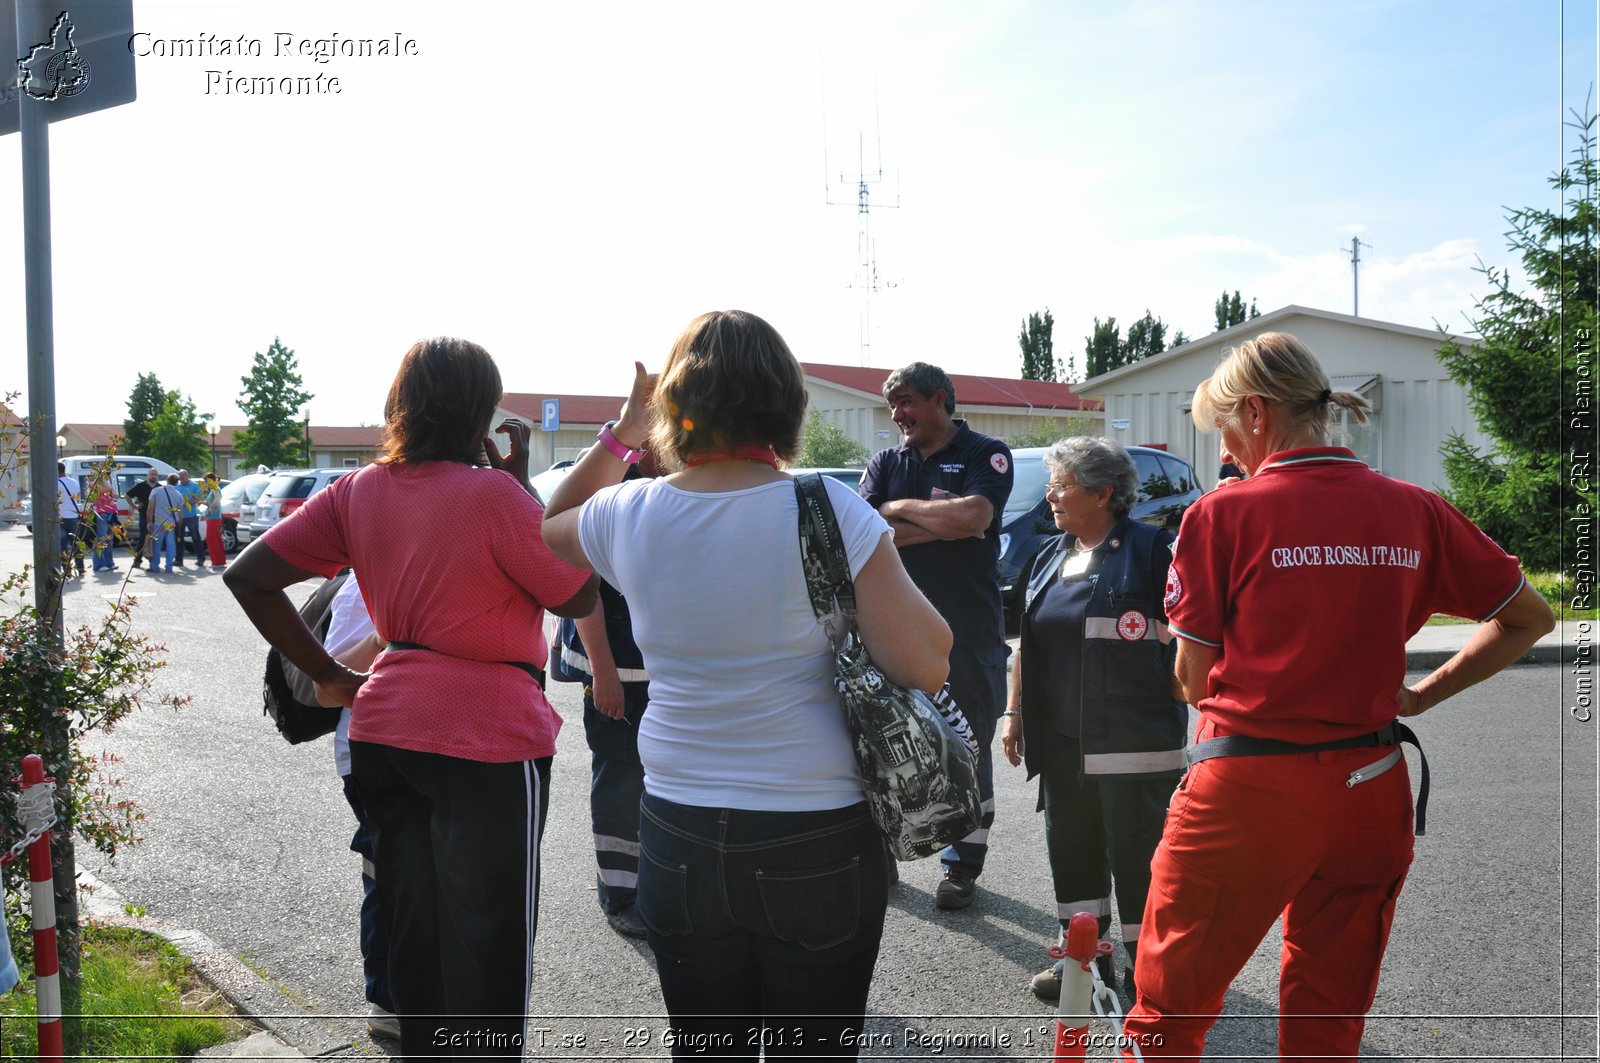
[
  {"x1": 226, "y1": 337, "x2": 596, "y2": 1059},
  {"x1": 91, "y1": 487, "x2": 119, "y2": 572}
]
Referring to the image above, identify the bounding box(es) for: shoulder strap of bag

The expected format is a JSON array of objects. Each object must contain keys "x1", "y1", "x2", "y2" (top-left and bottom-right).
[{"x1": 793, "y1": 473, "x2": 857, "y2": 622}]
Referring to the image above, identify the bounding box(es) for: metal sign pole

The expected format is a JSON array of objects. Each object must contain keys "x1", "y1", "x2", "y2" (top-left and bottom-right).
[{"x1": 18, "y1": 0, "x2": 60, "y2": 632}]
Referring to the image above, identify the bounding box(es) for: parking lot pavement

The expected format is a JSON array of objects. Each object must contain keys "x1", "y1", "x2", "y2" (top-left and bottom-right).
[{"x1": 0, "y1": 524, "x2": 1593, "y2": 1061}]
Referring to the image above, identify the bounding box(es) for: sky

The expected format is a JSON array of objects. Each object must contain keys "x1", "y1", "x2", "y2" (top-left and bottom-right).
[{"x1": 1, "y1": 0, "x2": 1596, "y2": 430}]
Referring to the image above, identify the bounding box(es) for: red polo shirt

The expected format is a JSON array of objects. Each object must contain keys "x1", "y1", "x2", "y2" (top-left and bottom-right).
[{"x1": 1166, "y1": 447, "x2": 1525, "y2": 742}]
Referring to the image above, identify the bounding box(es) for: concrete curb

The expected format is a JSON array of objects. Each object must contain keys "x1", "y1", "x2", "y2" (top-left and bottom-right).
[{"x1": 77, "y1": 868, "x2": 348, "y2": 1060}]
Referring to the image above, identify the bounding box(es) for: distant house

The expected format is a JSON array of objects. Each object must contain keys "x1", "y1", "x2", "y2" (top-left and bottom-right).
[
  {"x1": 800, "y1": 363, "x2": 1104, "y2": 457},
  {"x1": 498, "y1": 394, "x2": 626, "y2": 469},
  {"x1": 1076, "y1": 305, "x2": 1492, "y2": 491},
  {"x1": 58, "y1": 422, "x2": 383, "y2": 477},
  {"x1": 500, "y1": 368, "x2": 1103, "y2": 470},
  {"x1": 0, "y1": 404, "x2": 25, "y2": 517}
]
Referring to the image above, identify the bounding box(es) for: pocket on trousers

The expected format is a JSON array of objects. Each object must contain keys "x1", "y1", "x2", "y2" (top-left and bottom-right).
[
  {"x1": 756, "y1": 856, "x2": 861, "y2": 951},
  {"x1": 636, "y1": 846, "x2": 693, "y2": 937}
]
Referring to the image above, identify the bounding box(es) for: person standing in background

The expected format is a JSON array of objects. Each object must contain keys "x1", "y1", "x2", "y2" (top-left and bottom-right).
[{"x1": 859, "y1": 362, "x2": 1014, "y2": 910}]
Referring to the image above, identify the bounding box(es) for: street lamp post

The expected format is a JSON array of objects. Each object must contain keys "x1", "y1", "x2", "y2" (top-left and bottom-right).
[
  {"x1": 302, "y1": 408, "x2": 311, "y2": 466},
  {"x1": 207, "y1": 422, "x2": 217, "y2": 475}
]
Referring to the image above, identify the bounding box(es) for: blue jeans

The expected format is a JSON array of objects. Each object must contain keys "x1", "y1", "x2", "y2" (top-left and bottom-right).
[
  {"x1": 156, "y1": 528, "x2": 178, "y2": 570},
  {"x1": 939, "y1": 644, "x2": 1008, "y2": 880},
  {"x1": 92, "y1": 514, "x2": 115, "y2": 570},
  {"x1": 181, "y1": 516, "x2": 203, "y2": 564},
  {"x1": 637, "y1": 793, "x2": 888, "y2": 1060},
  {"x1": 584, "y1": 691, "x2": 647, "y2": 914}
]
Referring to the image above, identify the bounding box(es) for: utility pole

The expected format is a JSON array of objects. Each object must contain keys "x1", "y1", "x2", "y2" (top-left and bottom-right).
[{"x1": 1346, "y1": 236, "x2": 1372, "y2": 317}]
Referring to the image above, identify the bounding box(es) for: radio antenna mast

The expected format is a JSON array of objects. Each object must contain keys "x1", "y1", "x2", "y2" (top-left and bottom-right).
[{"x1": 824, "y1": 87, "x2": 899, "y2": 364}]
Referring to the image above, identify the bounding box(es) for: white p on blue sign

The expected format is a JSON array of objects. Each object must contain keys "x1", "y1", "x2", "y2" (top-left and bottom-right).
[{"x1": 541, "y1": 399, "x2": 560, "y2": 432}]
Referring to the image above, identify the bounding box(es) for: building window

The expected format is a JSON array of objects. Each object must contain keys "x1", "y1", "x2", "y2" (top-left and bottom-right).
[{"x1": 343, "y1": 458, "x2": 359, "y2": 468}]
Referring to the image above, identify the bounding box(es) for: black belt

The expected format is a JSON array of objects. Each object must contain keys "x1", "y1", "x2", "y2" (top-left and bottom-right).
[
  {"x1": 386, "y1": 641, "x2": 546, "y2": 689},
  {"x1": 1186, "y1": 720, "x2": 1429, "y2": 836}
]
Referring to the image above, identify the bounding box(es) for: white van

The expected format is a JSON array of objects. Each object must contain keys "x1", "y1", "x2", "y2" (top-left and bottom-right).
[{"x1": 60, "y1": 454, "x2": 178, "y2": 481}]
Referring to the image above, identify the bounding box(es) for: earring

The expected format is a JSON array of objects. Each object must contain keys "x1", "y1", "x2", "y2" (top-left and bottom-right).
[{"x1": 1252, "y1": 427, "x2": 1260, "y2": 435}]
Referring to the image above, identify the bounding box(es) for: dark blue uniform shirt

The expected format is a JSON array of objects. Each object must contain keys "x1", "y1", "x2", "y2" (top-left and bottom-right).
[{"x1": 860, "y1": 420, "x2": 1014, "y2": 647}]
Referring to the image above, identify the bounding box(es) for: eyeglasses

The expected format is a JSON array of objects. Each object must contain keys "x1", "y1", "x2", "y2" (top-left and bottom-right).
[{"x1": 1045, "y1": 481, "x2": 1088, "y2": 499}]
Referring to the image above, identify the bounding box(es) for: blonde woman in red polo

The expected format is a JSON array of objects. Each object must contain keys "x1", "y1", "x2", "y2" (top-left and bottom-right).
[{"x1": 1120, "y1": 332, "x2": 1554, "y2": 1061}]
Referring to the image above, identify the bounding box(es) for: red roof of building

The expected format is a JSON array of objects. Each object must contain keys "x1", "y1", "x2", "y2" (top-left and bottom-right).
[
  {"x1": 500, "y1": 393, "x2": 624, "y2": 427},
  {"x1": 800, "y1": 363, "x2": 1101, "y2": 412}
]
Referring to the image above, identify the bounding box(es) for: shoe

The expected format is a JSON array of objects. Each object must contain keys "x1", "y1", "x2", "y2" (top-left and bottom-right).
[
  {"x1": 1030, "y1": 959, "x2": 1064, "y2": 1002},
  {"x1": 605, "y1": 905, "x2": 648, "y2": 939},
  {"x1": 366, "y1": 1004, "x2": 400, "y2": 1039},
  {"x1": 934, "y1": 871, "x2": 976, "y2": 910}
]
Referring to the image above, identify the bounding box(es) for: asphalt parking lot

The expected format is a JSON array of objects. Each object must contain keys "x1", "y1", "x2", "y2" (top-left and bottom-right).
[{"x1": 1, "y1": 523, "x2": 1594, "y2": 1060}]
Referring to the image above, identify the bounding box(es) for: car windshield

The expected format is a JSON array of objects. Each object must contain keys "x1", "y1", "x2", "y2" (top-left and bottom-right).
[
  {"x1": 264, "y1": 475, "x2": 316, "y2": 500},
  {"x1": 223, "y1": 476, "x2": 271, "y2": 504},
  {"x1": 1005, "y1": 456, "x2": 1049, "y2": 520}
]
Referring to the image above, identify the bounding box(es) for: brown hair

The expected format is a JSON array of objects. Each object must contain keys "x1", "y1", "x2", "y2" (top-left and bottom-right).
[
  {"x1": 647, "y1": 310, "x2": 808, "y2": 468},
  {"x1": 377, "y1": 337, "x2": 503, "y2": 465},
  {"x1": 1190, "y1": 331, "x2": 1370, "y2": 435}
]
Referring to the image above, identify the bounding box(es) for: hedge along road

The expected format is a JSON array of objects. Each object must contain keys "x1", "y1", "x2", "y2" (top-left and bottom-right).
[{"x1": 4, "y1": 524, "x2": 1592, "y2": 1061}]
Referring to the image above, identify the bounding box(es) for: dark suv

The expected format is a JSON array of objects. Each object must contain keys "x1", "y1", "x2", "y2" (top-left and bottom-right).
[{"x1": 998, "y1": 445, "x2": 1203, "y2": 628}]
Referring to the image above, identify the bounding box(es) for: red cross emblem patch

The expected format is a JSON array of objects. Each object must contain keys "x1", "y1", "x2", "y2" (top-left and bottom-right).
[
  {"x1": 1164, "y1": 568, "x2": 1181, "y2": 609},
  {"x1": 1117, "y1": 610, "x2": 1148, "y2": 641},
  {"x1": 990, "y1": 452, "x2": 1009, "y2": 474}
]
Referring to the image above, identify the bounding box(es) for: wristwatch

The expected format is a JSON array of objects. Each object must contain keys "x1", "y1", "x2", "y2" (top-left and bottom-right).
[{"x1": 596, "y1": 420, "x2": 644, "y2": 463}]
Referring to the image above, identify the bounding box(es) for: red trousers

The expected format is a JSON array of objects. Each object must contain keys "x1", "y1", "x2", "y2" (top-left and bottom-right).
[
  {"x1": 205, "y1": 519, "x2": 227, "y2": 567},
  {"x1": 1120, "y1": 720, "x2": 1415, "y2": 1062}
]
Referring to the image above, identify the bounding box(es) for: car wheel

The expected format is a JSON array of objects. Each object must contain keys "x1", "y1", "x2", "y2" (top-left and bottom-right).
[{"x1": 221, "y1": 520, "x2": 239, "y2": 554}]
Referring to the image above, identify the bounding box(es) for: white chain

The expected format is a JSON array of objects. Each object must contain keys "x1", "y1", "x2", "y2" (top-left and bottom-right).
[
  {"x1": 1087, "y1": 959, "x2": 1145, "y2": 1062},
  {"x1": 1, "y1": 784, "x2": 58, "y2": 865}
]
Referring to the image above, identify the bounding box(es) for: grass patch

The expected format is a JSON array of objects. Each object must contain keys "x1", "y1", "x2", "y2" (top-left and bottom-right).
[
  {"x1": 0, "y1": 923, "x2": 247, "y2": 1059},
  {"x1": 1424, "y1": 571, "x2": 1595, "y2": 626}
]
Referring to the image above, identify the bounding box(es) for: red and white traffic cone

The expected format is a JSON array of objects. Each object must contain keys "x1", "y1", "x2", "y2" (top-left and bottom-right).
[
  {"x1": 22, "y1": 755, "x2": 62, "y2": 1063},
  {"x1": 1051, "y1": 911, "x2": 1104, "y2": 1061}
]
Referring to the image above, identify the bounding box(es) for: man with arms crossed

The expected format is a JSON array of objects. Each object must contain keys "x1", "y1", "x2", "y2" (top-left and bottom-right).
[{"x1": 860, "y1": 362, "x2": 1014, "y2": 909}]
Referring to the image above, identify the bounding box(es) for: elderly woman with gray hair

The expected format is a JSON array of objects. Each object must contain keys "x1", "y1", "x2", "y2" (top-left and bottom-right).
[{"x1": 999, "y1": 436, "x2": 1187, "y2": 1002}]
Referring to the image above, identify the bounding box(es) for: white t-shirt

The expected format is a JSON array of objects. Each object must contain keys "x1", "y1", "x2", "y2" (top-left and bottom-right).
[
  {"x1": 322, "y1": 573, "x2": 375, "y2": 778},
  {"x1": 579, "y1": 474, "x2": 888, "y2": 811}
]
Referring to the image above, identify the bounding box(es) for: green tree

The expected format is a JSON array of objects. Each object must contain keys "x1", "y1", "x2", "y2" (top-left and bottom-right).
[
  {"x1": 1123, "y1": 309, "x2": 1169, "y2": 363},
  {"x1": 235, "y1": 338, "x2": 313, "y2": 469},
  {"x1": 1213, "y1": 290, "x2": 1260, "y2": 331},
  {"x1": 121, "y1": 374, "x2": 164, "y2": 455},
  {"x1": 1018, "y1": 309, "x2": 1057, "y2": 381},
  {"x1": 145, "y1": 391, "x2": 211, "y2": 471},
  {"x1": 1005, "y1": 415, "x2": 1098, "y2": 449},
  {"x1": 1437, "y1": 107, "x2": 1597, "y2": 571},
  {"x1": 796, "y1": 410, "x2": 869, "y2": 467},
  {"x1": 1170, "y1": 329, "x2": 1190, "y2": 349},
  {"x1": 1084, "y1": 317, "x2": 1122, "y2": 379}
]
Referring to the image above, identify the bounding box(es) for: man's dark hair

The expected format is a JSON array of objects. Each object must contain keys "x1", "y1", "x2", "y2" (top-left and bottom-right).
[{"x1": 882, "y1": 362, "x2": 956, "y2": 414}]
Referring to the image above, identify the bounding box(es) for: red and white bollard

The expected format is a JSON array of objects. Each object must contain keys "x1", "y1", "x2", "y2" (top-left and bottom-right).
[
  {"x1": 21, "y1": 755, "x2": 62, "y2": 1063},
  {"x1": 1051, "y1": 911, "x2": 1107, "y2": 1061}
]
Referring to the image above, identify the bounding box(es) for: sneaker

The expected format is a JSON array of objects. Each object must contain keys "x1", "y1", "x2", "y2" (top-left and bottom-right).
[
  {"x1": 605, "y1": 905, "x2": 648, "y2": 939},
  {"x1": 934, "y1": 871, "x2": 976, "y2": 910},
  {"x1": 366, "y1": 1004, "x2": 400, "y2": 1039},
  {"x1": 1030, "y1": 959, "x2": 1064, "y2": 1002}
]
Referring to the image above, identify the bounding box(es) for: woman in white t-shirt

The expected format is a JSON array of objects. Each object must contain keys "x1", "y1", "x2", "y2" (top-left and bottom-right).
[{"x1": 544, "y1": 310, "x2": 951, "y2": 1059}]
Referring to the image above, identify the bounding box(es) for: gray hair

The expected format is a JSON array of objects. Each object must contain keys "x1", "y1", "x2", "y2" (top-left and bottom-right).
[
  {"x1": 881, "y1": 362, "x2": 956, "y2": 414},
  {"x1": 1043, "y1": 436, "x2": 1138, "y2": 518}
]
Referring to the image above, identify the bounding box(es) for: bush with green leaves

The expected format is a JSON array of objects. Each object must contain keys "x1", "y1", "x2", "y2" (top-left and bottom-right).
[
  {"x1": 1437, "y1": 107, "x2": 1597, "y2": 570},
  {"x1": 1006, "y1": 416, "x2": 1097, "y2": 450},
  {"x1": 0, "y1": 428, "x2": 181, "y2": 969},
  {"x1": 796, "y1": 409, "x2": 869, "y2": 467}
]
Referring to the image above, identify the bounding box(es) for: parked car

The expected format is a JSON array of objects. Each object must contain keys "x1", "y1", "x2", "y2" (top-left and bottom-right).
[
  {"x1": 247, "y1": 468, "x2": 351, "y2": 539},
  {"x1": 997, "y1": 445, "x2": 1204, "y2": 628},
  {"x1": 787, "y1": 467, "x2": 866, "y2": 490},
  {"x1": 216, "y1": 473, "x2": 273, "y2": 553}
]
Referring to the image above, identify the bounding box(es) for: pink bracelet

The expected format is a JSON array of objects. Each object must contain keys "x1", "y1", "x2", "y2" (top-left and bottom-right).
[{"x1": 596, "y1": 420, "x2": 643, "y2": 463}]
